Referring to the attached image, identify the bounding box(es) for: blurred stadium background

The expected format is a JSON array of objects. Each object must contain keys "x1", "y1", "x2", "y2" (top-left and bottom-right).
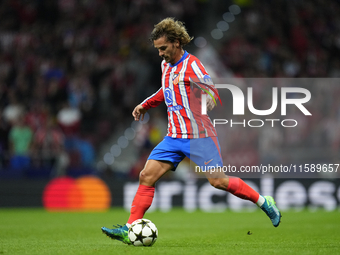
[{"x1": 0, "y1": 0, "x2": 339, "y2": 211}]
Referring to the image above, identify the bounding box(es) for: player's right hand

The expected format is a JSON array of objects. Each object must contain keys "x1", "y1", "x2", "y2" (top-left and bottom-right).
[{"x1": 132, "y1": 104, "x2": 147, "y2": 121}]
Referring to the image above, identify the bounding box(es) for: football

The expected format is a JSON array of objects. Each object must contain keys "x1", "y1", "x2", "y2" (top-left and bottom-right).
[{"x1": 128, "y1": 219, "x2": 158, "y2": 246}]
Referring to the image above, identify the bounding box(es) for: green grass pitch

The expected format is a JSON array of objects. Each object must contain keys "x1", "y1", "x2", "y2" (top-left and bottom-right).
[{"x1": 0, "y1": 208, "x2": 339, "y2": 255}]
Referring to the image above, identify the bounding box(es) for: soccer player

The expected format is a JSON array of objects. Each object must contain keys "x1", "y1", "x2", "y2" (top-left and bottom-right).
[{"x1": 101, "y1": 18, "x2": 281, "y2": 244}]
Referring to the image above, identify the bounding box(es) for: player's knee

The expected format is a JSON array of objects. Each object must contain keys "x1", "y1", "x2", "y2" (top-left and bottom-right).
[
  {"x1": 139, "y1": 170, "x2": 148, "y2": 182},
  {"x1": 139, "y1": 169, "x2": 155, "y2": 186},
  {"x1": 209, "y1": 178, "x2": 228, "y2": 190}
]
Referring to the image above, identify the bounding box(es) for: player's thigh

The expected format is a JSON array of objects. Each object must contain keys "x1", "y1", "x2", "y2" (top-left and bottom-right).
[{"x1": 139, "y1": 159, "x2": 174, "y2": 186}]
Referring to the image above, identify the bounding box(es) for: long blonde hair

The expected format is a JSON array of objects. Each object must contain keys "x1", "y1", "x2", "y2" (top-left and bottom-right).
[{"x1": 150, "y1": 17, "x2": 193, "y2": 46}]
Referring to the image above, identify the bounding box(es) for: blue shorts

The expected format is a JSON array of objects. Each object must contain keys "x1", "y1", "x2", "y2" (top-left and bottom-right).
[{"x1": 148, "y1": 136, "x2": 223, "y2": 170}]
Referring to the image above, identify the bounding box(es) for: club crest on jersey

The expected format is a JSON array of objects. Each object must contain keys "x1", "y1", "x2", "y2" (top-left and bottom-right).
[{"x1": 173, "y1": 73, "x2": 180, "y2": 85}]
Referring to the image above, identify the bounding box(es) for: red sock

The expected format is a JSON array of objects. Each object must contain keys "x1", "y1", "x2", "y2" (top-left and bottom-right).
[
  {"x1": 127, "y1": 185, "x2": 155, "y2": 224},
  {"x1": 226, "y1": 177, "x2": 259, "y2": 203}
]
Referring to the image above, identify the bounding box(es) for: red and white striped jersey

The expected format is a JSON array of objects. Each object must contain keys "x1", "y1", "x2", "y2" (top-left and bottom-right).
[{"x1": 141, "y1": 51, "x2": 217, "y2": 139}]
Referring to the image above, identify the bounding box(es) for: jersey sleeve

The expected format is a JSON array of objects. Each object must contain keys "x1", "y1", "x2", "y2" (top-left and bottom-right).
[
  {"x1": 189, "y1": 58, "x2": 219, "y2": 101},
  {"x1": 141, "y1": 87, "x2": 164, "y2": 110}
]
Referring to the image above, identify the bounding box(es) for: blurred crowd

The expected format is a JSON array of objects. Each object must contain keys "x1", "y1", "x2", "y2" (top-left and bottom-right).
[
  {"x1": 212, "y1": 0, "x2": 340, "y2": 178},
  {"x1": 0, "y1": 0, "x2": 198, "y2": 178},
  {"x1": 0, "y1": 0, "x2": 339, "y2": 179},
  {"x1": 221, "y1": 0, "x2": 340, "y2": 78}
]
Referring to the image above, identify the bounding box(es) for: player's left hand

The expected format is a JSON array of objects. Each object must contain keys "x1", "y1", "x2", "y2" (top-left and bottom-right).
[{"x1": 207, "y1": 96, "x2": 215, "y2": 111}]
